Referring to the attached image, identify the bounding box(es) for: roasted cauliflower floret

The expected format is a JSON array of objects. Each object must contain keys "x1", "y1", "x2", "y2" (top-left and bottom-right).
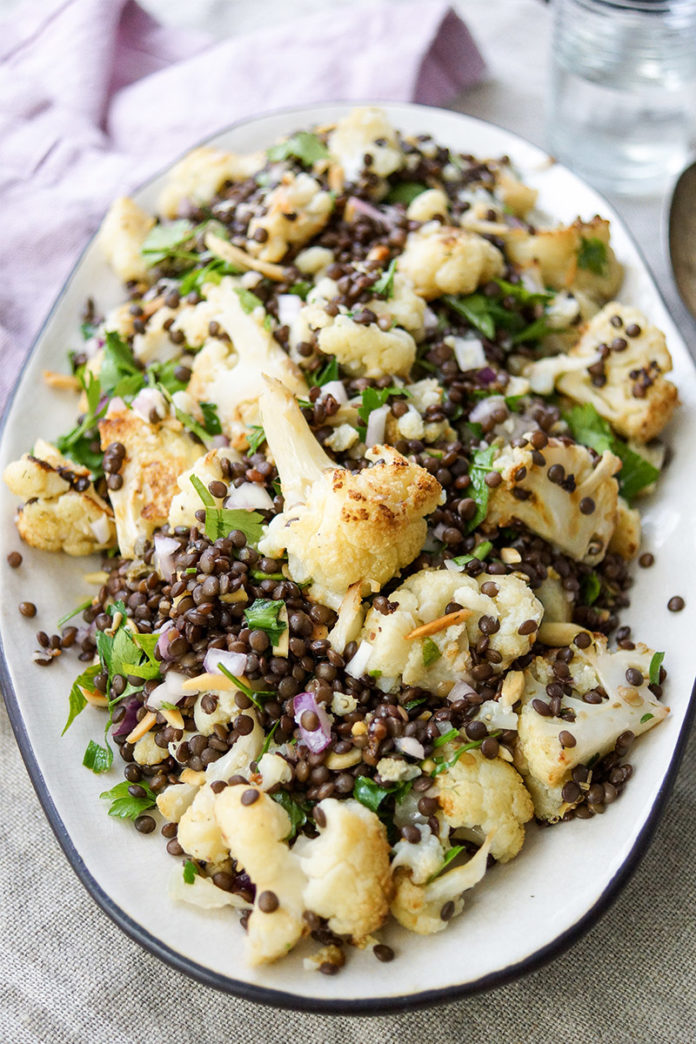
[
  {"x1": 434, "y1": 747, "x2": 534, "y2": 863},
  {"x1": 246, "y1": 172, "x2": 334, "y2": 263},
  {"x1": 516, "y1": 636, "x2": 669, "y2": 821},
  {"x1": 168, "y1": 447, "x2": 242, "y2": 530},
  {"x1": 526, "y1": 303, "x2": 678, "y2": 443},
  {"x1": 486, "y1": 436, "x2": 621, "y2": 565},
  {"x1": 608, "y1": 496, "x2": 642, "y2": 559},
  {"x1": 177, "y1": 783, "x2": 229, "y2": 865},
  {"x1": 361, "y1": 568, "x2": 543, "y2": 693},
  {"x1": 505, "y1": 217, "x2": 622, "y2": 304},
  {"x1": 406, "y1": 188, "x2": 450, "y2": 223},
  {"x1": 187, "y1": 278, "x2": 307, "y2": 447},
  {"x1": 327, "y1": 106, "x2": 403, "y2": 185},
  {"x1": 297, "y1": 798, "x2": 393, "y2": 942},
  {"x1": 398, "y1": 221, "x2": 504, "y2": 300},
  {"x1": 97, "y1": 196, "x2": 155, "y2": 283},
  {"x1": 317, "y1": 314, "x2": 416, "y2": 379},
  {"x1": 157, "y1": 145, "x2": 264, "y2": 218},
  {"x1": 390, "y1": 833, "x2": 492, "y2": 935},
  {"x1": 214, "y1": 785, "x2": 307, "y2": 966},
  {"x1": 257, "y1": 379, "x2": 443, "y2": 607},
  {"x1": 3, "y1": 439, "x2": 116, "y2": 555},
  {"x1": 98, "y1": 404, "x2": 201, "y2": 557},
  {"x1": 288, "y1": 273, "x2": 422, "y2": 378}
]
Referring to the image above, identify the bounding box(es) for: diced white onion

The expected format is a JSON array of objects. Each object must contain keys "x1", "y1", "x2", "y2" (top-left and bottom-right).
[
  {"x1": 320, "y1": 380, "x2": 348, "y2": 406},
  {"x1": 345, "y1": 640, "x2": 373, "y2": 679},
  {"x1": 89, "y1": 516, "x2": 111, "y2": 544},
  {"x1": 153, "y1": 534, "x2": 180, "y2": 582},
  {"x1": 453, "y1": 336, "x2": 486, "y2": 372},
  {"x1": 469, "y1": 395, "x2": 506, "y2": 425},
  {"x1": 395, "y1": 737, "x2": 426, "y2": 760},
  {"x1": 202, "y1": 649, "x2": 247, "y2": 677},
  {"x1": 147, "y1": 670, "x2": 190, "y2": 711},
  {"x1": 224, "y1": 483, "x2": 274, "y2": 511},
  {"x1": 365, "y1": 404, "x2": 389, "y2": 447},
  {"x1": 106, "y1": 396, "x2": 126, "y2": 416},
  {"x1": 277, "y1": 294, "x2": 303, "y2": 328}
]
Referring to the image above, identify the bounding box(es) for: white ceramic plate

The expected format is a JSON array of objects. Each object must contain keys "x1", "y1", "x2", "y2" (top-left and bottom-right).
[{"x1": 1, "y1": 103, "x2": 695, "y2": 1013}]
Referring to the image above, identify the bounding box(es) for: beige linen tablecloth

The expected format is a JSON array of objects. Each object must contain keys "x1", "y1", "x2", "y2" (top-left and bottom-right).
[{"x1": 2, "y1": 1, "x2": 695, "y2": 1040}]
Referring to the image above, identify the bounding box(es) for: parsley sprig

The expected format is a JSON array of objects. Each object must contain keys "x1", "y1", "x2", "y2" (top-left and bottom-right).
[{"x1": 100, "y1": 780, "x2": 156, "y2": 820}]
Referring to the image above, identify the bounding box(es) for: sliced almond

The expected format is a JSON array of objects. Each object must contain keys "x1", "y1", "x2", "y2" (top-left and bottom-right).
[
  {"x1": 83, "y1": 571, "x2": 108, "y2": 585},
  {"x1": 538, "y1": 622, "x2": 592, "y2": 647},
  {"x1": 161, "y1": 707, "x2": 185, "y2": 730},
  {"x1": 180, "y1": 672, "x2": 244, "y2": 693},
  {"x1": 327, "y1": 163, "x2": 344, "y2": 194},
  {"x1": 351, "y1": 720, "x2": 368, "y2": 737},
  {"x1": 500, "y1": 669, "x2": 525, "y2": 707},
  {"x1": 500, "y1": 547, "x2": 522, "y2": 564},
  {"x1": 180, "y1": 768, "x2": 207, "y2": 786},
  {"x1": 125, "y1": 710, "x2": 157, "y2": 744},
  {"x1": 219, "y1": 589, "x2": 248, "y2": 604},
  {"x1": 205, "y1": 232, "x2": 287, "y2": 282},
  {"x1": 141, "y1": 294, "x2": 166, "y2": 318},
  {"x1": 42, "y1": 370, "x2": 81, "y2": 392},
  {"x1": 81, "y1": 688, "x2": 109, "y2": 708},
  {"x1": 405, "y1": 608, "x2": 472, "y2": 641},
  {"x1": 325, "y1": 748, "x2": 363, "y2": 771}
]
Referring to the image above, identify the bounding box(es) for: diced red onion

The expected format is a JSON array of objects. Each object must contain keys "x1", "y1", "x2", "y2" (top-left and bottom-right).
[
  {"x1": 277, "y1": 294, "x2": 303, "y2": 327},
  {"x1": 147, "y1": 670, "x2": 190, "y2": 711},
  {"x1": 155, "y1": 621, "x2": 177, "y2": 661},
  {"x1": 293, "y1": 691, "x2": 333, "y2": 753},
  {"x1": 211, "y1": 434, "x2": 230, "y2": 448},
  {"x1": 345, "y1": 640, "x2": 373, "y2": 680},
  {"x1": 320, "y1": 380, "x2": 348, "y2": 406},
  {"x1": 113, "y1": 696, "x2": 141, "y2": 737},
  {"x1": 106, "y1": 396, "x2": 126, "y2": 416},
  {"x1": 365, "y1": 403, "x2": 389, "y2": 447},
  {"x1": 224, "y1": 483, "x2": 274, "y2": 512},
  {"x1": 477, "y1": 367, "x2": 498, "y2": 386},
  {"x1": 132, "y1": 387, "x2": 166, "y2": 423},
  {"x1": 154, "y1": 534, "x2": 180, "y2": 582},
  {"x1": 395, "y1": 736, "x2": 425, "y2": 760},
  {"x1": 469, "y1": 395, "x2": 505, "y2": 425},
  {"x1": 346, "y1": 196, "x2": 399, "y2": 227},
  {"x1": 447, "y1": 679, "x2": 480, "y2": 703},
  {"x1": 202, "y1": 648, "x2": 247, "y2": 677}
]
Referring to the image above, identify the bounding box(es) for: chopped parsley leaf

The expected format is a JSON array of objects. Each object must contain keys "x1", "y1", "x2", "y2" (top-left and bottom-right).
[
  {"x1": 649, "y1": 651, "x2": 665, "y2": 686},
  {"x1": 267, "y1": 131, "x2": 328, "y2": 166},
  {"x1": 563, "y1": 403, "x2": 659, "y2": 502},
  {"x1": 466, "y1": 446, "x2": 497, "y2": 533},
  {"x1": 422, "y1": 637, "x2": 442, "y2": 668},
  {"x1": 372, "y1": 257, "x2": 398, "y2": 299},
  {"x1": 244, "y1": 599, "x2": 287, "y2": 646},
  {"x1": 100, "y1": 779, "x2": 156, "y2": 819},
  {"x1": 577, "y1": 236, "x2": 608, "y2": 276},
  {"x1": 386, "y1": 182, "x2": 428, "y2": 205}
]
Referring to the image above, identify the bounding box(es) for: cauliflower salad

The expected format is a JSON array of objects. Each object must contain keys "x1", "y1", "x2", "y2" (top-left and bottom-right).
[{"x1": 4, "y1": 108, "x2": 682, "y2": 972}]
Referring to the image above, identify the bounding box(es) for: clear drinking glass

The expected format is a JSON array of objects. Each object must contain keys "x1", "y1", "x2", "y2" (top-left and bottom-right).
[{"x1": 547, "y1": 0, "x2": 696, "y2": 195}]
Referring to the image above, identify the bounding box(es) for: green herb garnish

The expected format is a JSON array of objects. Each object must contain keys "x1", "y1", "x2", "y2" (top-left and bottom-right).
[
  {"x1": 372, "y1": 257, "x2": 398, "y2": 299},
  {"x1": 83, "y1": 740, "x2": 113, "y2": 774},
  {"x1": 244, "y1": 599, "x2": 287, "y2": 646},
  {"x1": 271, "y1": 791, "x2": 310, "y2": 840},
  {"x1": 430, "y1": 731, "x2": 501, "y2": 776},
  {"x1": 582, "y1": 572, "x2": 602, "y2": 606},
  {"x1": 426, "y1": 845, "x2": 468, "y2": 883},
  {"x1": 386, "y1": 182, "x2": 428, "y2": 205},
  {"x1": 183, "y1": 860, "x2": 201, "y2": 884},
  {"x1": 247, "y1": 425, "x2": 267, "y2": 454},
  {"x1": 466, "y1": 446, "x2": 497, "y2": 533},
  {"x1": 352, "y1": 776, "x2": 413, "y2": 813},
  {"x1": 452, "y1": 540, "x2": 493, "y2": 567},
  {"x1": 234, "y1": 287, "x2": 265, "y2": 314},
  {"x1": 100, "y1": 779, "x2": 156, "y2": 819},
  {"x1": 577, "y1": 236, "x2": 608, "y2": 276},
  {"x1": 62, "y1": 663, "x2": 101, "y2": 735},
  {"x1": 649, "y1": 651, "x2": 665, "y2": 686},
  {"x1": 141, "y1": 220, "x2": 196, "y2": 266},
  {"x1": 422, "y1": 637, "x2": 442, "y2": 668},
  {"x1": 267, "y1": 131, "x2": 329, "y2": 166},
  {"x1": 308, "y1": 356, "x2": 340, "y2": 388},
  {"x1": 563, "y1": 403, "x2": 659, "y2": 502}
]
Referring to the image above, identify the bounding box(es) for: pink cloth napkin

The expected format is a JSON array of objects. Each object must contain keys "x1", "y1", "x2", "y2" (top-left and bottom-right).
[{"x1": 0, "y1": 0, "x2": 486, "y2": 412}]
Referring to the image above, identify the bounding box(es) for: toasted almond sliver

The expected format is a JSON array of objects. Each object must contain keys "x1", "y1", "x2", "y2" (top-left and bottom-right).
[
  {"x1": 500, "y1": 669, "x2": 525, "y2": 707},
  {"x1": 205, "y1": 232, "x2": 287, "y2": 282},
  {"x1": 538, "y1": 622, "x2": 592, "y2": 647},
  {"x1": 351, "y1": 720, "x2": 368, "y2": 737},
  {"x1": 500, "y1": 547, "x2": 522, "y2": 564},
  {"x1": 327, "y1": 163, "x2": 344, "y2": 194},
  {"x1": 42, "y1": 370, "x2": 81, "y2": 391},
  {"x1": 83, "y1": 571, "x2": 109, "y2": 585},
  {"x1": 140, "y1": 294, "x2": 166, "y2": 318},
  {"x1": 161, "y1": 707, "x2": 185, "y2": 730},
  {"x1": 126, "y1": 710, "x2": 157, "y2": 744},
  {"x1": 180, "y1": 671, "x2": 246, "y2": 693},
  {"x1": 405, "y1": 608, "x2": 473, "y2": 641},
  {"x1": 325, "y1": 748, "x2": 363, "y2": 771},
  {"x1": 180, "y1": 768, "x2": 206, "y2": 786},
  {"x1": 81, "y1": 688, "x2": 109, "y2": 708}
]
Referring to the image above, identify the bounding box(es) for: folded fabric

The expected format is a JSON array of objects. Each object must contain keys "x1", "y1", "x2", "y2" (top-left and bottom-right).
[{"x1": 0, "y1": 0, "x2": 485, "y2": 411}]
